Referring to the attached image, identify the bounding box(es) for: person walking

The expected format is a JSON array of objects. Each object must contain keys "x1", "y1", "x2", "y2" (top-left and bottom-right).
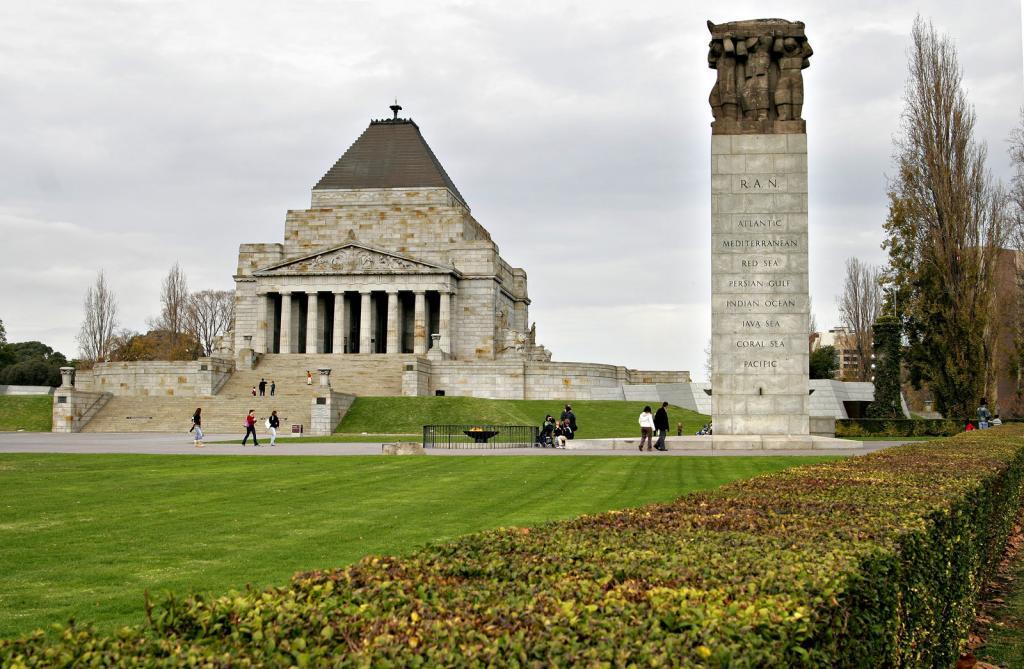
[
  {"x1": 977, "y1": 399, "x2": 992, "y2": 429},
  {"x1": 267, "y1": 410, "x2": 280, "y2": 446},
  {"x1": 560, "y1": 404, "x2": 578, "y2": 438},
  {"x1": 258, "y1": 378, "x2": 267, "y2": 397},
  {"x1": 638, "y1": 406, "x2": 655, "y2": 452},
  {"x1": 190, "y1": 407, "x2": 204, "y2": 448},
  {"x1": 306, "y1": 370, "x2": 313, "y2": 386},
  {"x1": 270, "y1": 380, "x2": 276, "y2": 397},
  {"x1": 242, "y1": 409, "x2": 260, "y2": 446},
  {"x1": 251, "y1": 386, "x2": 257, "y2": 397},
  {"x1": 653, "y1": 401, "x2": 669, "y2": 451}
]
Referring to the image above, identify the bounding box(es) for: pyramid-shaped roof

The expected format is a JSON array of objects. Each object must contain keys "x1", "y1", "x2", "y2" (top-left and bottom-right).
[{"x1": 313, "y1": 118, "x2": 467, "y2": 207}]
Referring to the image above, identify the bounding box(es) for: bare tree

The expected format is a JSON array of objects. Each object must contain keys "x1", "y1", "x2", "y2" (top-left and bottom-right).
[
  {"x1": 186, "y1": 290, "x2": 235, "y2": 356},
  {"x1": 77, "y1": 270, "x2": 119, "y2": 361},
  {"x1": 837, "y1": 258, "x2": 883, "y2": 381},
  {"x1": 881, "y1": 17, "x2": 1010, "y2": 417},
  {"x1": 157, "y1": 262, "x2": 189, "y2": 344},
  {"x1": 1010, "y1": 108, "x2": 1024, "y2": 249}
]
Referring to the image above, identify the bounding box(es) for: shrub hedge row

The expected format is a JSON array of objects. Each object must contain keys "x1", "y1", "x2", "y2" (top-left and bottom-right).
[
  {"x1": 5, "y1": 427, "x2": 1024, "y2": 667},
  {"x1": 835, "y1": 418, "x2": 965, "y2": 437}
]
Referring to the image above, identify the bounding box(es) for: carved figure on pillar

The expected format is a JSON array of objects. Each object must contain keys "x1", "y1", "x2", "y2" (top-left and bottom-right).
[{"x1": 707, "y1": 18, "x2": 812, "y2": 134}]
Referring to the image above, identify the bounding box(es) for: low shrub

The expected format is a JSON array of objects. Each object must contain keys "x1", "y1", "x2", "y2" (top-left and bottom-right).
[
  {"x1": 836, "y1": 417, "x2": 964, "y2": 437},
  {"x1": 4, "y1": 427, "x2": 1024, "y2": 666}
]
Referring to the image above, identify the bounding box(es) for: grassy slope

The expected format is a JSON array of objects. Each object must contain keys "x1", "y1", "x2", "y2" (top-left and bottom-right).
[
  {"x1": 0, "y1": 396, "x2": 51, "y2": 431},
  {"x1": 0, "y1": 453, "x2": 833, "y2": 636},
  {"x1": 336, "y1": 397, "x2": 708, "y2": 438}
]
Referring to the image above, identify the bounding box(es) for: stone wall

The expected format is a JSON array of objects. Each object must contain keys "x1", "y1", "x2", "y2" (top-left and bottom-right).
[
  {"x1": 52, "y1": 389, "x2": 111, "y2": 433},
  {"x1": 425, "y1": 359, "x2": 690, "y2": 400},
  {"x1": 309, "y1": 391, "x2": 356, "y2": 436},
  {"x1": 74, "y1": 358, "x2": 234, "y2": 397},
  {"x1": 0, "y1": 385, "x2": 54, "y2": 395}
]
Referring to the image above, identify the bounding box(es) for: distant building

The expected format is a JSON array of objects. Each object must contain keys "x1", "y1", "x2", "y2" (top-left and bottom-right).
[{"x1": 811, "y1": 326, "x2": 865, "y2": 381}]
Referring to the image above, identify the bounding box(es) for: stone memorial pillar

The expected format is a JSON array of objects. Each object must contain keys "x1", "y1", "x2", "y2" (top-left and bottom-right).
[
  {"x1": 318, "y1": 367, "x2": 331, "y2": 388},
  {"x1": 707, "y1": 18, "x2": 813, "y2": 448},
  {"x1": 332, "y1": 292, "x2": 346, "y2": 354},
  {"x1": 280, "y1": 292, "x2": 293, "y2": 354},
  {"x1": 413, "y1": 291, "x2": 427, "y2": 355},
  {"x1": 386, "y1": 291, "x2": 400, "y2": 354},
  {"x1": 359, "y1": 291, "x2": 372, "y2": 354},
  {"x1": 306, "y1": 291, "x2": 319, "y2": 354},
  {"x1": 59, "y1": 366, "x2": 75, "y2": 388}
]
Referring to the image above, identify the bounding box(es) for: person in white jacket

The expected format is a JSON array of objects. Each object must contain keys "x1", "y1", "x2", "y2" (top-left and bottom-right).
[{"x1": 638, "y1": 406, "x2": 655, "y2": 452}]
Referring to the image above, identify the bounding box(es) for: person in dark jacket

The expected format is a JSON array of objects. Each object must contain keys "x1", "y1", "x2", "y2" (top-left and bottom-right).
[
  {"x1": 268, "y1": 410, "x2": 280, "y2": 446},
  {"x1": 653, "y1": 402, "x2": 670, "y2": 451},
  {"x1": 190, "y1": 407, "x2": 204, "y2": 448},
  {"x1": 258, "y1": 378, "x2": 267, "y2": 397},
  {"x1": 560, "y1": 404, "x2": 578, "y2": 437}
]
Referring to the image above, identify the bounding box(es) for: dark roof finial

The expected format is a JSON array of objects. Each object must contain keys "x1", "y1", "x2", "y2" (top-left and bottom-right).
[{"x1": 389, "y1": 99, "x2": 402, "y2": 120}]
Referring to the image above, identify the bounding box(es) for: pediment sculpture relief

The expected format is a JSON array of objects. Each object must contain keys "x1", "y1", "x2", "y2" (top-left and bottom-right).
[{"x1": 290, "y1": 247, "x2": 425, "y2": 274}]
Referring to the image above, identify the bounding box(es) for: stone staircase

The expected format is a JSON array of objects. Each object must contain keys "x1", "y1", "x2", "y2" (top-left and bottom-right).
[{"x1": 81, "y1": 353, "x2": 415, "y2": 433}]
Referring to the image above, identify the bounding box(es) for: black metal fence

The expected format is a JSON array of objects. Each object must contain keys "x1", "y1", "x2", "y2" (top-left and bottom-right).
[{"x1": 423, "y1": 424, "x2": 539, "y2": 449}]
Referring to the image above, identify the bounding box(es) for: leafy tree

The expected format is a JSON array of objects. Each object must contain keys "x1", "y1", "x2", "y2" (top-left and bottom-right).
[
  {"x1": 0, "y1": 318, "x2": 6, "y2": 344},
  {"x1": 867, "y1": 316, "x2": 904, "y2": 418},
  {"x1": 0, "y1": 340, "x2": 69, "y2": 386},
  {"x1": 881, "y1": 17, "x2": 1009, "y2": 418},
  {"x1": 111, "y1": 330, "x2": 202, "y2": 362},
  {"x1": 809, "y1": 345, "x2": 838, "y2": 380}
]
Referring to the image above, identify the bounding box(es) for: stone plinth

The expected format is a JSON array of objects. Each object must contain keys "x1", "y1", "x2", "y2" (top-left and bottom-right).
[
  {"x1": 711, "y1": 133, "x2": 810, "y2": 437},
  {"x1": 382, "y1": 442, "x2": 425, "y2": 455}
]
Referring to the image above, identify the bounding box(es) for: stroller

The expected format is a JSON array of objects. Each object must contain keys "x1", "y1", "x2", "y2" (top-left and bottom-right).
[{"x1": 535, "y1": 416, "x2": 556, "y2": 447}]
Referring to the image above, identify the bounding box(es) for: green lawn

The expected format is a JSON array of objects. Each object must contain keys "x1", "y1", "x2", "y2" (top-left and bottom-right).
[
  {"x1": 0, "y1": 396, "x2": 51, "y2": 431},
  {"x1": 336, "y1": 396, "x2": 708, "y2": 438},
  {"x1": 977, "y1": 548, "x2": 1024, "y2": 666},
  {"x1": 0, "y1": 453, "x2": 834, "y2": 637}
]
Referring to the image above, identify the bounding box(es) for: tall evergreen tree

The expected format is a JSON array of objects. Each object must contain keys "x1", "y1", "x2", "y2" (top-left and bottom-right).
[
  {"x1": 867, "y1": 316, "x2": 903, "y2": 418},
  {"x1": 881, "y1": 17, "x2": 1009, "y2": 418}
]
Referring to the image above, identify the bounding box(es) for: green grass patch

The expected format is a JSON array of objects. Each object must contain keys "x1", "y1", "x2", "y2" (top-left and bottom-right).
[
  {"x1": 976, "y1": 546, "x2": 1024, "y2": 666},
  {"x1": 336, "y1": 396, "x2": 708, "y2": 438},
  {"x1": 0, "y1": 452, "x2": 832, "y2": 637},
  {"x1": 0, "y1": 396, "x2": 51, "y2": 431}
]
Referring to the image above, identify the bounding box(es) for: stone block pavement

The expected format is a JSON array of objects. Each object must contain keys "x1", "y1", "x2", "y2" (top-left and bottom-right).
[{"x1": 0, "y1": 432, "x2": 897, "y2": 457}]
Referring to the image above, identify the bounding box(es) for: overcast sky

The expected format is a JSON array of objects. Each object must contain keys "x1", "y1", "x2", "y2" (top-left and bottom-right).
[{"x1": 1, "y1": 1, "x2": 1022, "y2": 378}]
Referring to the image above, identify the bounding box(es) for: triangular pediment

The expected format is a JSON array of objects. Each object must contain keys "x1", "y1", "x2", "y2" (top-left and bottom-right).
[{"x1": 254, "y1": 243, "x2": 456, "y2": 276}]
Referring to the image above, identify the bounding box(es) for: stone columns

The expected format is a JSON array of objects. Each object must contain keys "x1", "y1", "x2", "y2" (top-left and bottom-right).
[
  {"x1": 386, "y1": 291, "x2": 400, "y2": 354},
  {"x1": 359, "y1": 291, "x2": 372, "y2": 354},
  {"x1": 306, "y1": 292, "x2": 319, "y2": 354},
  {"x1": 280, "y1": 292, "x2": 293, "y2": 354},
  {"x1": 332, "y1": 292, "x2": 346, "y2": 354},
  {"x1": 261, "y1": 293, "x2": 275, "y2": 354},
  {"x1": 413, "y1": 291, "x2": 427, "y2": 355},
  {"x1": 438, "y1": 291, "x2": 452, "y2": 354}
]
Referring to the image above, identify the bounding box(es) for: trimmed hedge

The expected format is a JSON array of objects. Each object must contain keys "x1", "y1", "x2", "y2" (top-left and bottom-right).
[
  {"x1": 836, "y1": 418, "x2": 965, "y2": 437},
  {"x1": 4, "y1": 427, "x2": 1024, "y2": 666}
]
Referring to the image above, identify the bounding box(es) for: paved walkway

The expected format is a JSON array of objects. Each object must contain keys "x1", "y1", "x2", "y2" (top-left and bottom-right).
[{"x1": 0, "y1": 432, "x2": 899, "y2": 457}]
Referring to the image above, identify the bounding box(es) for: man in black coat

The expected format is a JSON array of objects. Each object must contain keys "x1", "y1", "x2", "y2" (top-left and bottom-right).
[
  {"x1": 560, "y1": 404, "x2": 577, "y2": 438},
  {"x1": 653, "y1": 402, "x2": 669, "y2": 451}
]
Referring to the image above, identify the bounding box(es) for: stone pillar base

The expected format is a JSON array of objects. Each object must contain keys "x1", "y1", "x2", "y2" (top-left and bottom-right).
[{"x1": 710, "y1": 434, "x2": 858, "y2": 450}]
